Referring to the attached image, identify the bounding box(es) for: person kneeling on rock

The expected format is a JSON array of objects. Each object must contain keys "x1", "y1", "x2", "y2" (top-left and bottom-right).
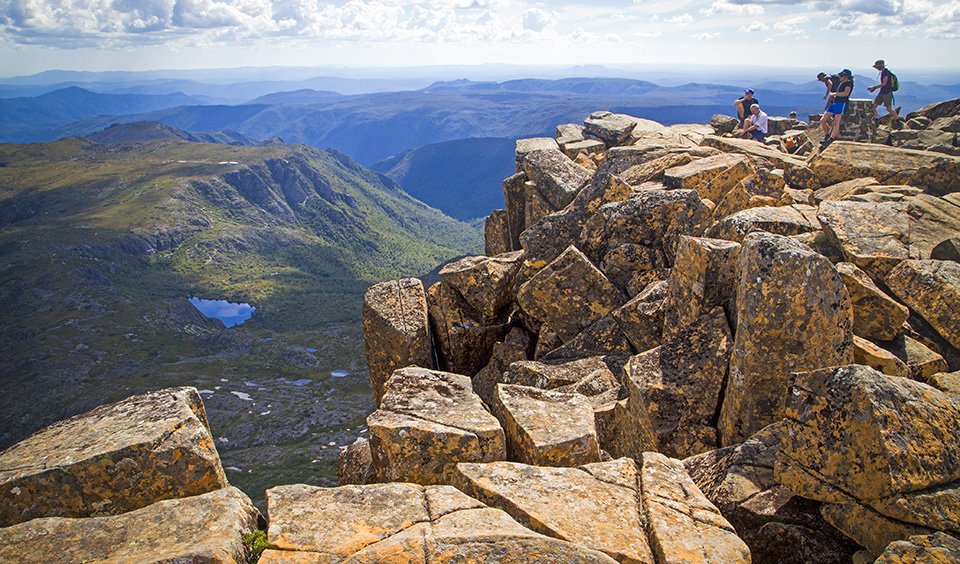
[{"x1": 740, "y1": 103, "x2": 768, "y2": 143}]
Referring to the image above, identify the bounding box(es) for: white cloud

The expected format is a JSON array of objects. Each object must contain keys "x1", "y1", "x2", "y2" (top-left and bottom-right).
[
  {"x1": 695, "y1": 31, "x2": 719, "y2": 39},
  {"x1": 522, "y1": 7, "x2": 554, "y2": 32},
  {"x1": 664, "y1": 13, "x2": 694, "y2": 25},
  {"x1": 738, "y1": 20, "x2": 763, "y2": 32},
  {"x1": 701, "y1": 1, "x2": 764, "y2": 16}
]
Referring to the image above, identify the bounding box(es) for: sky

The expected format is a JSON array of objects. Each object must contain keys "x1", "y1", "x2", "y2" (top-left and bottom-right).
[{"x1": 1, "y1": 0, "x2": 959, "y2": 78}]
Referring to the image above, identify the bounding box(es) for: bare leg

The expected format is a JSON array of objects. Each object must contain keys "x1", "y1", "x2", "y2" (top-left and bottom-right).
[
  {"x1": 832, "y1": 114, "x2": 843, "y2": 139},
  {"x1": 736, "y1": 103, "x2": 745, "y2": 126},
  {"x1": 887, "y1": 104, "x2": 899, "y2": 120},
  {"x1": 821, "y1": 112, "x2": 833, "y2": 136}
]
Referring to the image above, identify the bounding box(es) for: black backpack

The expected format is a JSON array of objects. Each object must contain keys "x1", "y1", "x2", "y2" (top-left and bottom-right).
[{"x1": 829, "y1": 74, "x2": 841, "y2": 92}]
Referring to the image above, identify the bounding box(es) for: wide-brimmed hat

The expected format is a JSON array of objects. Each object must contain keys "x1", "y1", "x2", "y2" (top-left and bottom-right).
[{"x1": 873, "y1": 59, "x2": 885, "y2": 68}]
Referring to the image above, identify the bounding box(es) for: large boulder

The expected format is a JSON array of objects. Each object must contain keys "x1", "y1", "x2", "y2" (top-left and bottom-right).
[
  {"x1": 439, "y1": 251, "x2": 524, "y2": 324},
  {"x1": 338, "y1": 437, "x2": 373, "y2": 486},
  {"x1": 451, "y1": 459, "x2": 654, "y2": 563},
  {"x1": 366, "y1": 367, "x2": 505, "y2": 485},
  {"x1": 775, "y1": 364, "x2": 960, "y2": 503},
  {"x1": 0, "y1": 487, "x2": 260, "y2": 563},
  {"x1": 427, "y1": 280, "x2": 507, "y2": 376},
  {"x1": 516, "y1": 137, "x2": 559, "y2": 167},
  {"x1": 0, "y1": 387, "x2": 227, "y2": 527},
  {"x1": 641, "y1": 451, "x2": 752, "y2": 564},
  {"x1": 701, "y1": 135, "x2": 820, "y2": 190},
  {"x1": 662, "y1": 236, "x2": 741, "y2": 339},
  {"x1": 885, "y1": 260, "x2": 960, "y2": 350},
  {"x1": 622, "y1": 307, "x2": 732, "y2": 458},
  {"x1": 711, "y1": 168, "x2": 786, "y2": 222},
  {"x1": 492, "y1": 384, "x2": 601, "y2": 467},
  {"x1": 817, "y1": 200, "x2": 910, "y2": 279},
  {"x1": 718, "y1": 232, "x2": 854, "y2": 445},
  {"x1": 809, "y1": 141, "x2": 960, "y2": 196},
  {"x1": 262, "y1": 482, "x2": 614, "y2": 563},
  {"x1": 502, "y1": 171, "x2": 527, "y2": 250},
  {"x1": 874, "y1": 532, "x2": 960, "y2": 563},
  {"x1": 521, "y1": 148, "x2": 592, "y2": 211},
  {"x1": 362, "y1": 277, "x2": 433, "y2": 406},
  {"x1": 836, "y1": 261, "x2": 910, "y2": 341},
  {"x1": 663, "y1": 152, "x2": 755, "y2": 202},
  {"x1": 579, "y1": 188, "x2": 710, "y2": 266},
  {"x1": 705, "y1": 205, "x2": 821, "y2": 243},
  {"x1": 502, "y1": 356, "x2": 620, "y2": 405},
  {"x1": 612, "y1": 284, "x2": 665, "y2": 354},
  {"x1": 472, "y1": 327, "x2": 533, "y2": 407},
  {"x1": 854, "y1": 336, "x2": 910, "y2": 379},
  {"x1": 516, "y1": 245, "x2": 624, "y2": 345},
  {"x1": 684, "y1": 423, "x2": 859, "y2": 564},
  {"x1": 819, "y1": 502, "x2": 938, "y2": 556},
  {"x1": 485, "y1": 209, "x2": 512, "y2": 255},
  {"x1": 584, "y1": 111, "x2": 640, "y2": 146},
  {"x1": 884, "y1": 334, "x2": 951, "y2": 381}
]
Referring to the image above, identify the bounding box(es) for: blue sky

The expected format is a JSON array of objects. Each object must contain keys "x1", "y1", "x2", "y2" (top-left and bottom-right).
[{"x1": 1, "y1": 0, "x2": 958, "y2": 77}]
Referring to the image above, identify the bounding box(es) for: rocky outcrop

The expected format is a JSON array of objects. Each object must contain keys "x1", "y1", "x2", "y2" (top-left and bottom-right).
[
  {"x1": 836, "y1": 261, "x2": 910, "y2": 340},
  {"x1": 0, "y1": 487, "x2": 260, "y2": 563},
  {"x1": 874, "y1": 532, "x2": 960, "y2": 563},
  {"x1": 366, "y1": 367, "x2": 505, "y2": 485},
  {"x1": 0, "y1": 387, "x2": 227, "y2": 527},
  {"x1": 362, "y1": 278, "x2": 433, "y2": 406},
  {"x1": 439, "y1": 251, "x2": 524, "y2": 323},
  {"x1": 718, "y1": 232, "x2": 854, "y2": 445},
  {"x1": 262, "y1": 482, "x2": 614, "y2": 562},
  {"x1": 809, "y1": 142, "x2": 960, "y2": 196},
  {"x1": 885, "y1": 260, "x2": 960, "y2": 350}
]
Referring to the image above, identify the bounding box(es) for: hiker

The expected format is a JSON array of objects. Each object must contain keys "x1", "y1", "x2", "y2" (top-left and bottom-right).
[
  {"x1": 868, "y1": 59, "x2": 900, "y2": 122},
  {"x1": 817, "y1": 72, "x2": 840, "y2": 110},
  {"x1": 741, "y1": 104, "x2": 768, "y2": 143},
  {"x1": 820, "y1": 69, "x2": 853, "y2": 144},
  {"x1": 734, "y1": 89, "x2": 759, "y2": 127}
]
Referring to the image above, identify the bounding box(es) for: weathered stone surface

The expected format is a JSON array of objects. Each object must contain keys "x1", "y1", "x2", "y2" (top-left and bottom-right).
[
  {"x1": 874, "y1": 532, "x2": 960, "y2": 563},
  {"x1": 612, "y1": 289, "x2": 664, "y2": 354},
  {"x1": 813, "y1": 176, "x2": 880, "y2": 203},
  {"x1": 265, "y1": 482, "x2": 614, "y2": 563},
  {"x1": 362, "y1": 278, "x2": 433, "y2": 406},
  {"x1": 338, "y1": 437, "x2": 373, "y2": 486},
  {"x1": 522, "y1": 149, "x2": 592, "y2": 210},
  {"x1": 564, "y1": 139, "x2": 606, "y2": 159},
  {"x1": 662, "y1": 236, "x2": 740, "y2": 339},
  {"x1": 367, "y1": 367, "x2": 505, "y2": 485},
  {"x1": 809, "y1": 141, "x2": 960, "y2": 196},
  {"x1": 451, "y1": 459, "x2": 654, "y2": 563},
  {"x1": 821, "y1": 502, "x2": 937, "y2": 557},
  {"x1": 641, "y1": 451, "x2": 752, "y2": 564},
  {"x1": 503, "y1": 356, "x2": 618, "y2": 397},
  {"x1": 684, "y1": 423, "x2": 859, "y2": 564},
  {"x1": 711, "y1": 114, "x2": 738, "y2": 134},
  {"x1": 884, "y1": 334, "x2": 951, "y2": 381},
  {"x1": 585, "y1": 111, "x2": 640, "y2": 146},
  {"x1": 538, "y1": 314, "x2": 633, "y2": 363},
  {"x1": 620, "y1": 153, "x2": 695, "y2": 187},
  {"x1": 868, "y1": 482, "x2": 960, "y2": 535},
  {"x1": 439, "y1": 251, "x2": 524, "y2": 323},
  {"x1": 663, "y1": 153, "x2": 754, "y2": 202},
  {"x1": 718, "y1": 232, "x2": 854, "y2": 445},
  {"x1": 775, "y1": 364, "x2": 960, "y2": 503},
  {"x1": 503, "y1": 171, "x2": 527, "y2": 250},
  {"x1": 854, "y1": 336, "x2": 910, "y2": 379},
  {"x1": 473, "y1": 328, "x2": 533, "y2": 407},
  {"x1": 712, "y1": 168, "x2": 786, "y2": 221},
  {"x1": 599, "y1": 243, "x2": 667, "y2": 289},
  {"x1": 836, "y1": 261, "x2": 910, "y2": 340},
  {"x1": 885, "y1": 260, "x2": 960, "y2": 350},
  {"x1": 705, "y1": 204, "x2": 821, "y2": 243},
  {"x1": 557, "y1": 123, "x2": 586, "y2": 146},
  {"x1": 0, "y1": 387, "x2": 227, "y2": 527},
  {"x1": 818, "y1": 200, "x2": 910, "y2": 279},
  {"x1": 485, "y1": 209, "x2": 512, "y2": 255},
  {"x1": 701, "y1": 135, "x2": 819, "y2": 189},
  {"x1": 579, "y1": 188, "x2": 710, "y2": 266},
  {"x1": 516, "y1": 137, "x2": 560, "y2": 167},
  {"x1": 516, "y1": 245, "x2": 624, "y2": 345},
  {"x1": 623, "y1": 307, "x2": 732, "y2": 458},
  {"x1": 931, "y1": 371, "x2": 960, "y2": 396},
  {"x1": 427, "y1": 280, "x2": 506, "y2": 376},
  {"x1": 493, "y1": 384, "x2": 601, "y2": 466},
  {"x1": 0, "y1": 487, "x2": 259, "y2": 564},
  {"x1": 933, "y1": 237, "x2": 960, "y2": 262}
]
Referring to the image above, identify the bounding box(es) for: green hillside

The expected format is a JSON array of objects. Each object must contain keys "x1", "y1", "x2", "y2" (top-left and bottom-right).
[{"x1": 0, "y1": 137, "x2": 481, "y2": 503}]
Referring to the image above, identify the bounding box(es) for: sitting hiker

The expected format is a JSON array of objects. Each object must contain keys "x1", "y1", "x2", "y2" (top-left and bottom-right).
[
  {"x1": 734, "y1": 89, "x2": 759, "y2": 127},
  {"x1": 867, "y1": 59, "x2": 900, "y2": 122},
  {"x1": 820, "y1": 69, "x2": 853, "y2": 144},
  {"x1": 817, "y1": 71, "x2": 840, "y2": 110},
  {"x1": 740, "y1": 103, "x2": 768, "y2": 143}
]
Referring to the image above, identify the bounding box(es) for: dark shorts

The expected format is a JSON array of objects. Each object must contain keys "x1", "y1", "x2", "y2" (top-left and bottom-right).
[
  {"x1": 750, "y1": 130, "x2": 765, "y2": 142},
  {"x1": 826, "y1": 101, "x2": 847, "y2": 115},
  {"x1": 874, "y1": 92, "x2": 894, "y2": 106}
]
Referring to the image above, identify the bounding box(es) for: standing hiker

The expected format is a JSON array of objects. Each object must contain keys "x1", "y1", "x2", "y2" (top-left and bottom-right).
[
  {"x1": 868, "y1": 59, "x2": 900, "y2": 123},
  {"x1": 734, "y1": 89, "x2": 759, "y2": 128},
  {"x1": 817, "y1": 71, "x2": 840, "y2": 110},
  {"x1": 820, "y1": 69, "x2": 854, "y2": 145}
]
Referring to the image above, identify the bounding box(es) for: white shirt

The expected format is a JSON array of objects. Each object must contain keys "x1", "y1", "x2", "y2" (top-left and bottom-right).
[{"x1": 750, "y1": 111, "x2": 768, "y2": 134}]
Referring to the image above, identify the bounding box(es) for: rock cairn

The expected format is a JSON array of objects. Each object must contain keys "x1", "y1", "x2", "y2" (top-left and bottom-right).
[{"x1": 3, "y1": 104, "x2": 960, "y2": 563}]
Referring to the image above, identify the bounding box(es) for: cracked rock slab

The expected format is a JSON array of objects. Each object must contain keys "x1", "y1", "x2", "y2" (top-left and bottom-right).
[
  {"x1": 493, "y1": 384, "x2": 601, "y2": 467},
  {"x1": 0, "y1": 486, "x2": 259, "y2": 563},
  {"x1": 367, "y1": 367, "x2": 505, "y2": 485},
  {"x1": 836, "y1": 262, "x2": 910, "y2": 341},
  {"x1": 0, "y1": 387, "x2": 227, "y2": 527},
  {"x1": 663, "y1": 153, "x2": 755, "y2": 203},
  {"x1": 438, "y1": 251, "x2": 524, "y2": 324},
  {"x1": 875, "y1": 532, "x2": 960, "y2": 563},
  {"x1": 817, "y1": 200, "x2": 910, "y2": 280},
  {"x1": 362, "y1": 277, "x2": 433, "y2": 406},
  {"x1": 640, "y1": 451, "x2": 751, "y2": 564},
  {"x1": 885, "y1": 260, "x2": 960, "y2": 350},
  {"x1": 452, "y1": 459, "x2": 654, "y2": 563},
  {"x1": 263, "y1": 482, "x2": 615, "y2": 563}
]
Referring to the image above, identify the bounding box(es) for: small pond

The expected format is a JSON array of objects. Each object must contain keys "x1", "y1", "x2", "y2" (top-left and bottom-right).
[{"x1": 189, "y1": 297, "x2": 256, "y2": 327}]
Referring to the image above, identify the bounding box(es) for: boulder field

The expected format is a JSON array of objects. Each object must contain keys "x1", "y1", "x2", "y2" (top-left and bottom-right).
[{"x1": 2, "y1": 106, "x2": 960, "y2": 563}]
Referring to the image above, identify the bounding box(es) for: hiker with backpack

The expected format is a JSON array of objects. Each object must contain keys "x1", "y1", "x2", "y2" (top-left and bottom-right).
[
  {"x1": 817, "y1": 72, "x2": 840, "y2": 110},
  {"x1": 820, "y1": 69, "x2": 854, "y2": 145},
  {"x1": 734, "y1": 89, "x2": 759, "y2": 128},
  {"x1": 868, "y1": 59, "x2": 900, "y2": 123}
]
